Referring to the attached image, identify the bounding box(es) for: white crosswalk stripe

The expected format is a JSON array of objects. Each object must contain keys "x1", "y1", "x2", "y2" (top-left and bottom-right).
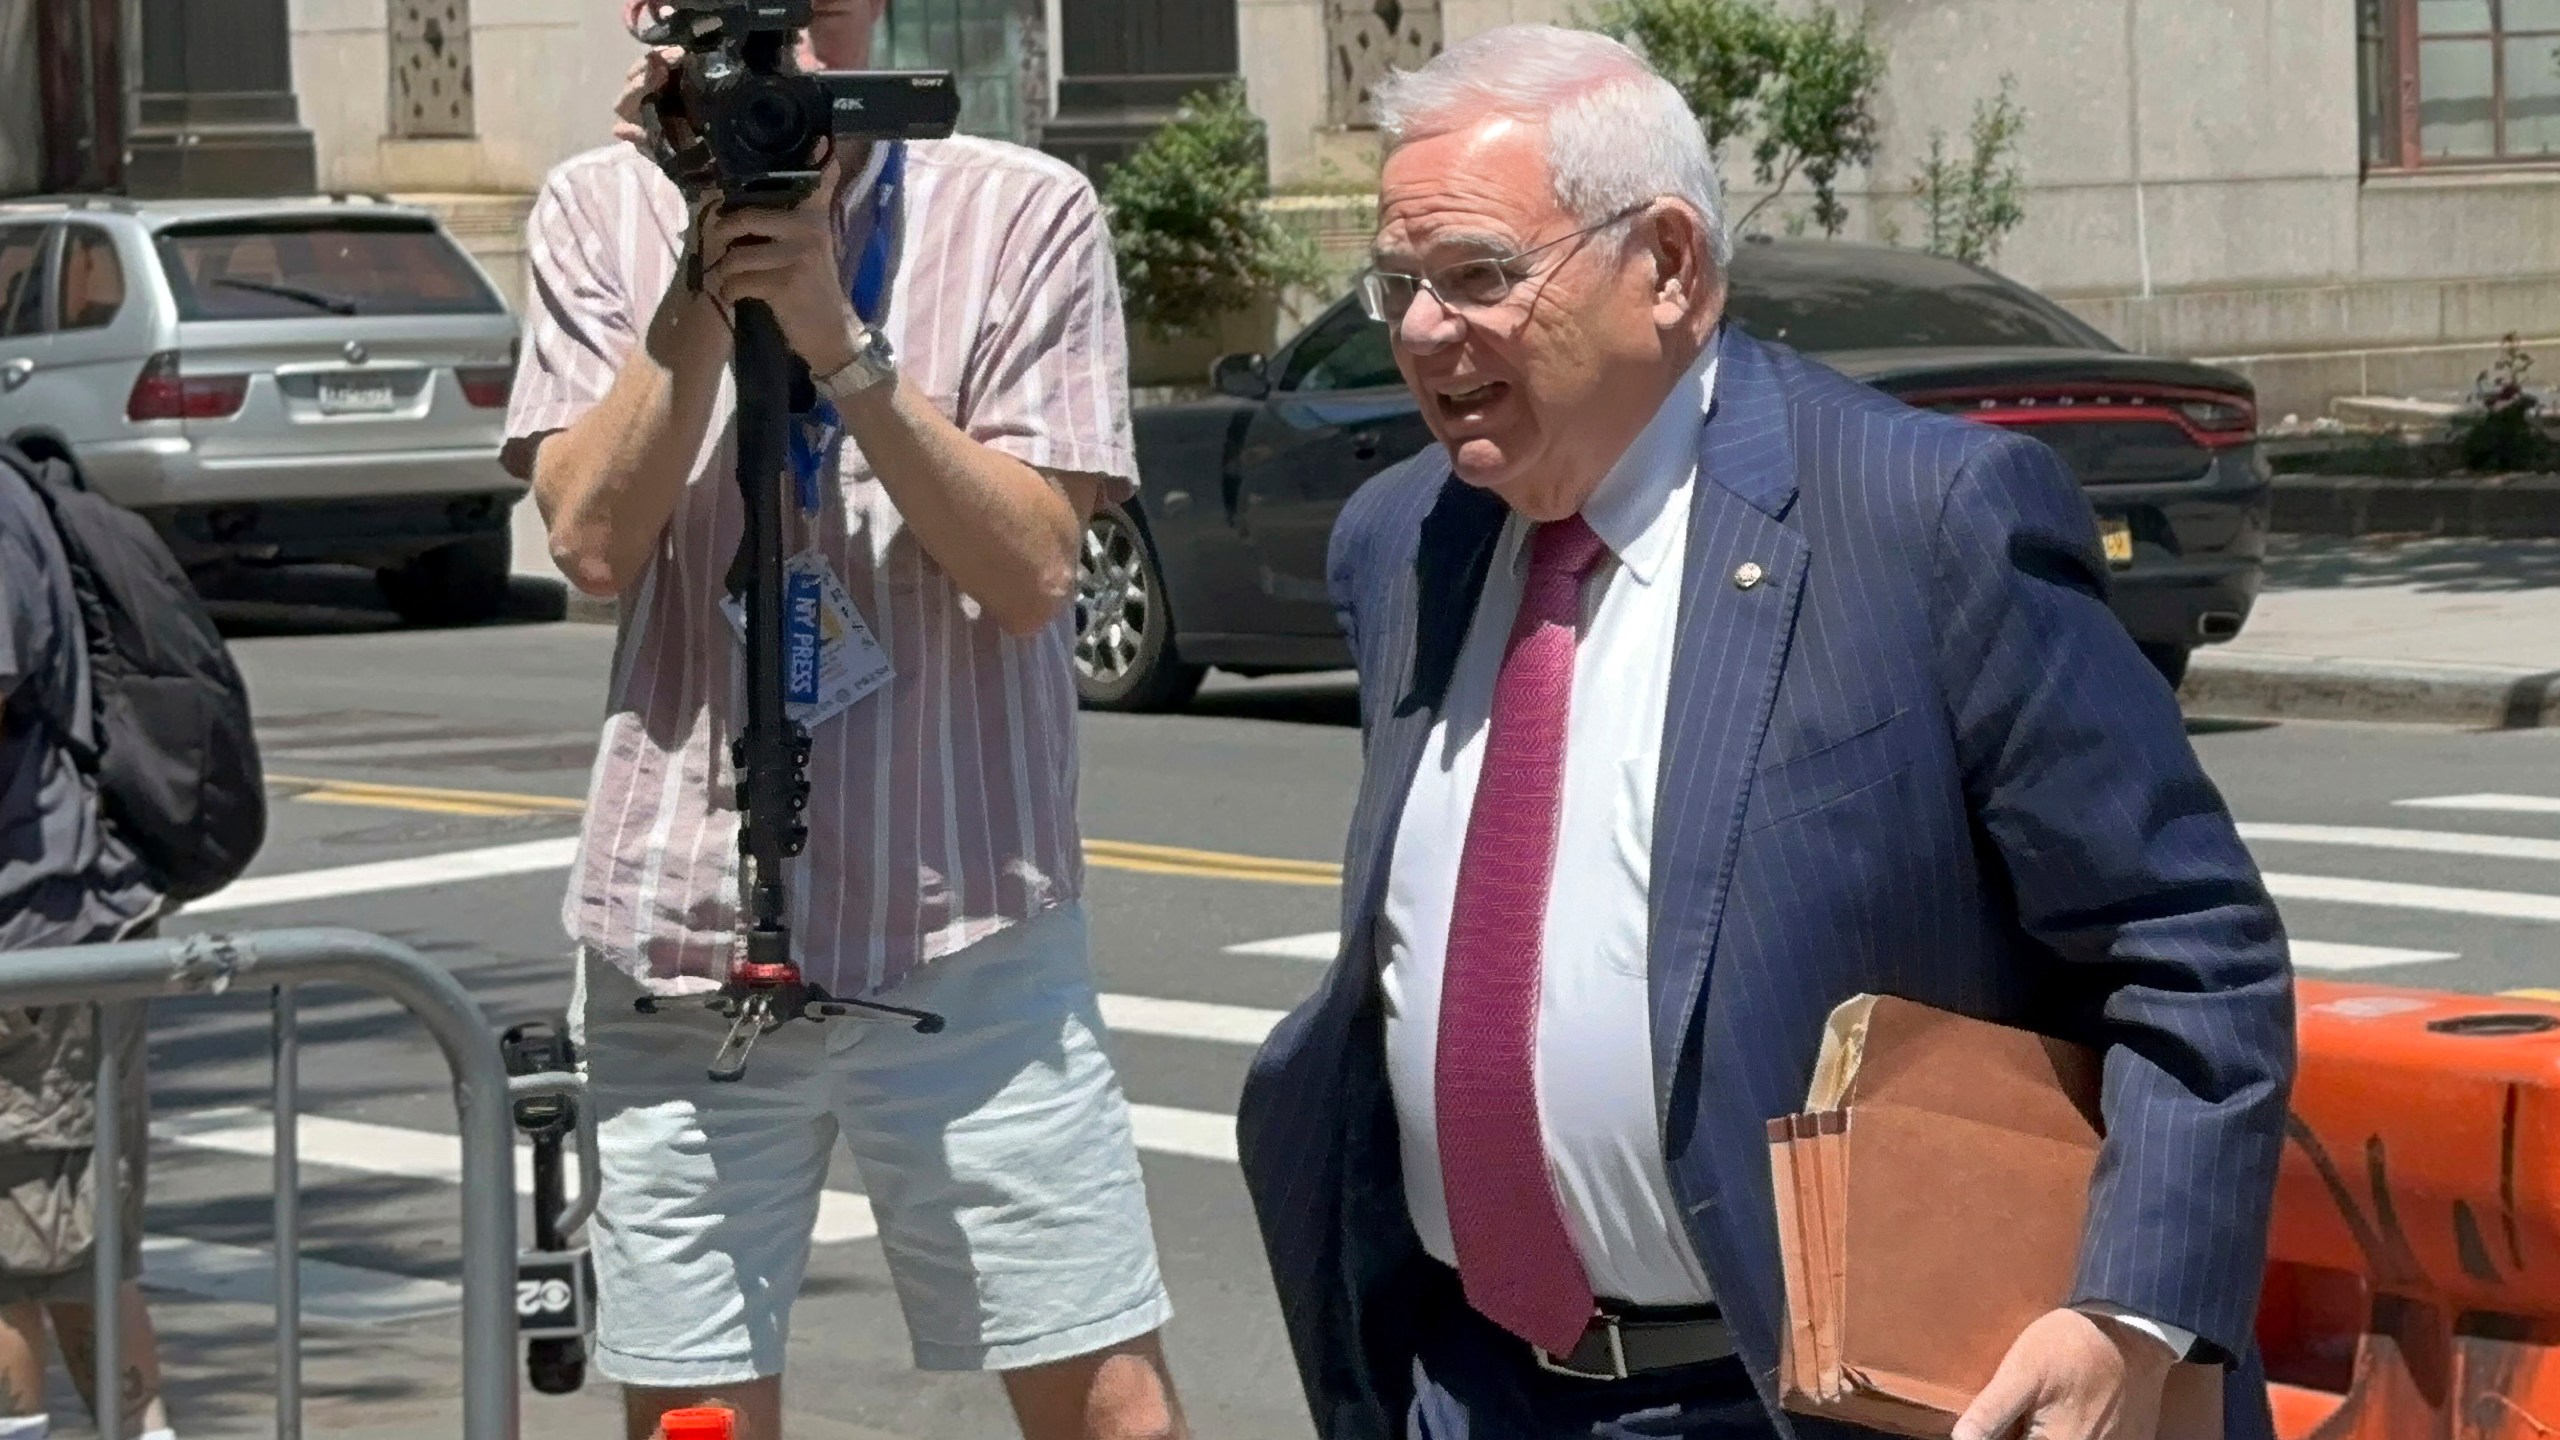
[
  {"x1": 2396, "y1": 793, "x2": 2560, "y2": 815},
  {"x1": 159, "y1": 1105, "x2": 882, "y2": 1244},
  {"x1": 2239, "y1": 821, "x2": 2560, "y2": 863},
  {"x1": 2288, "y1": 941, "x2": 2464, "y2": 972},
  {"x1": 2262, "y1": 872, "x2": 2560, "y2": 923},
  {"x1": 1099, "y1": 994, "x2": 1285, "y2": 1046},
  {"x1": 184, "y1": 838, "x2": 583, "y2": 915},
  {"x1": 1222, "y1": 933, "x2": 1340, "y2": 962}
]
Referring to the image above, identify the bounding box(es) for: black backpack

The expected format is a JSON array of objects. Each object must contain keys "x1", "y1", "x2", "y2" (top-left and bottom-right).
[{"x1": 5, "y1": 444, "x2": 266, "y2": 902}]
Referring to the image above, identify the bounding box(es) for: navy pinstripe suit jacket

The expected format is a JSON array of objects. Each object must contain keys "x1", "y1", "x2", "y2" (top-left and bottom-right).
[{"x1": 1233, "y1": 325, "x2": 2297, "y2": 1440}]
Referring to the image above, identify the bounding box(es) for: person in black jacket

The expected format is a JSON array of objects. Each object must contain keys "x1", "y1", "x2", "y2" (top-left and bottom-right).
[{"x1": 0, "y1": 460, "x2": 179, "y2": 1440}]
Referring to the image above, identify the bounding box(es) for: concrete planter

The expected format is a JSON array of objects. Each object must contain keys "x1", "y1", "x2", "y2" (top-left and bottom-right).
[{"x1": 2271, "y1": 473, "x2": 2560, "y2": 538}]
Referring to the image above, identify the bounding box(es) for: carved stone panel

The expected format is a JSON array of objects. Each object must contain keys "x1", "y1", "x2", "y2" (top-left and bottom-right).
[
  {"x1": 1326, "y1": 0, "x2": 1442, "y2": 128},
  {"x1": 389, "y1": 0, "x2": 474, "y2": 139}
]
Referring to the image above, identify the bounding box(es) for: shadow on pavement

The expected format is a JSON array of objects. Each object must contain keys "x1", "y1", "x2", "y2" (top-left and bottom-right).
[
  {"x1": 81, "y1": 1290, "x2": 446, "y2": 1438},
  {"x1": 194, "y1": 564, "x2": 569, "y2": 638},
  {"x1": 2263, "y1": 534, "x2": 2560, "y2": 594},
  {"x1": 2186, "y1": 716, "x2": 2279, "y2": 737},
  {"x1": 1177, "y1": 676, "x2": 1361, "y2": 728},
  {"x1": 1171, "y1": 678, "x2": 2280, "y2": 742}
]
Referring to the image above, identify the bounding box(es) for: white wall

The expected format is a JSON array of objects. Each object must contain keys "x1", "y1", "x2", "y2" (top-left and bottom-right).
[{"x1": 288, "y1": 0, "x2": 643, "y2": 194}]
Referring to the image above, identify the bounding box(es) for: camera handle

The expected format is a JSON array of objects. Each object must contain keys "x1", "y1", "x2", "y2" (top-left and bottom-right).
[{"x1": 660, "y1": 297, "x2": 944, "y2": 1084}]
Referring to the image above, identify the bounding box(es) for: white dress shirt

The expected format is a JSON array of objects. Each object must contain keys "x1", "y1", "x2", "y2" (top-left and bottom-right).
[
  {"x1": 1380, "y1": 345, "x2": 1719, "y2": 1307},
  {"x1": 1373, "y1": 343, "x2": 2198, "y2": 1357}
]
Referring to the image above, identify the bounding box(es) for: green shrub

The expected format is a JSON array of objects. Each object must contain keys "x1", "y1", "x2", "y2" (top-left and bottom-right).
[
  {"x1": 2459, "y1": 333, "x2": 2558, "y2": 473},
  {"x1": 1099, "y1": 83, "x2": 1327, "y2": 341}
]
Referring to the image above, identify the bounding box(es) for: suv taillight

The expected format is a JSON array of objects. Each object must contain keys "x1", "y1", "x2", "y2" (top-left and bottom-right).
[
  {"x1": 456, "y1": 362, "x2": 514, "y2": 409},
  {"x1": 126, "y1": 351, "x2": 249, "y2": 422}
]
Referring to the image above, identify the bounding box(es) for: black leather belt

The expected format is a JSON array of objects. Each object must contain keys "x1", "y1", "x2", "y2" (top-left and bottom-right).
[{"x1": 1535, "y1": 1302, "x2": 1738, "y2": 1381}]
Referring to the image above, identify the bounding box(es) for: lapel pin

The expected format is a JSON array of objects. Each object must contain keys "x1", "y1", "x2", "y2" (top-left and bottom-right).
[{"x1": 1733, "y1": 562, "x2": 1766, "y2": 591}]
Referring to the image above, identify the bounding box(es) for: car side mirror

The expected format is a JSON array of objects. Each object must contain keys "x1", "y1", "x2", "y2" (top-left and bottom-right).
[{"x1": 1211, "y1": 352, "x2": 1271, "y2": 401}]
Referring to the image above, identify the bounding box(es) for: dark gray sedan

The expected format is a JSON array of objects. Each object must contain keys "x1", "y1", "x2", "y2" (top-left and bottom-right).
[{"x1": 1077, "y1": 237, "x2": 2270, "y2": 711}]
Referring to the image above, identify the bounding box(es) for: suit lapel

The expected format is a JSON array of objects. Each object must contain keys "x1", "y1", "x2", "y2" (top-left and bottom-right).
[
  {"x1": 1339, "y1": 468, "x2": 1508, "y2": 969},
  {"x1": 1648, "y1": 329, "x2": 1810, "y2": 1113}
]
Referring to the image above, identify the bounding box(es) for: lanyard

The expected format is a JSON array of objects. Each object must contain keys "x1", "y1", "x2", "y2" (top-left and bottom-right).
[{"x1": 788, "y1": 141, "x2": 905, "y2": 516}]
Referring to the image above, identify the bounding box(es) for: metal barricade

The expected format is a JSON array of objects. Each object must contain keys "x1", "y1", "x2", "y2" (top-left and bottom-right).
[{"x1": 0, "y1": 926, "x2": 591, "y2": 1440}]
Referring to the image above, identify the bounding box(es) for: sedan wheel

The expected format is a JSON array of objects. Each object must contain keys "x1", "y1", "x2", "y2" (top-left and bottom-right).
[{"x1": 1073, "y1": 507, "x2": 1204, "y2": 711}]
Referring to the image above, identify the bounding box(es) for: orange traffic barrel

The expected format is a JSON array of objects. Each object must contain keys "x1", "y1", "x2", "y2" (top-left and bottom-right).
[{"x1": 2260, "y1": 980, "x2": 2560, "y2": 1438}]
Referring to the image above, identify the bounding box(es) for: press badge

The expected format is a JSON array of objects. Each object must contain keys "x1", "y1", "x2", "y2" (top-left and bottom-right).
[{"x1": 721, "y1": 552, "x2": 892, "y2": 728}]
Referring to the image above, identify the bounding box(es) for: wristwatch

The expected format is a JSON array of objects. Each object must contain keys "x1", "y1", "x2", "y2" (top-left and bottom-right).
[{"x1": 817, "y1": 323, "x2": 897, "y2": 403}]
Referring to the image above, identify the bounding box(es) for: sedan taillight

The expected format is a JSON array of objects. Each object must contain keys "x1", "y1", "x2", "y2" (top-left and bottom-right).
[
  {"x1": 456, "y1": 362, "x2": 514, "y2": 409},
  {"x1": 1904, "y1": 383, "x2": 2259, "y2": 450},
  {"x1": 126, "y1": 351, "x2": 249, "y2": 422}
]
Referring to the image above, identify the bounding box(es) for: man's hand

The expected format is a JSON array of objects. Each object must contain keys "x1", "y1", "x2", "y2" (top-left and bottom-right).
[
  {"x1": 613, "y1": 46, "x2": 685, "y2": 149},
  {"x1": 698, "y1": 176, "x2": 863, "y2": 378},
  {"x1": 1953, "y1": 1308, "x2": 2176, "y2": 1440}
]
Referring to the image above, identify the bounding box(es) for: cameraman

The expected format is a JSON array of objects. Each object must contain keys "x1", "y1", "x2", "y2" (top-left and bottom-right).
[{"x1": 499, "y1": 5, "x2": 1187, "y2": 1438}]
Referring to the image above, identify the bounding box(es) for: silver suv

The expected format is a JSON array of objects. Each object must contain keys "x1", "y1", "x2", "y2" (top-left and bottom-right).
[{"x1": 0, "y1": 193, "x2": 526, "y2": 624}]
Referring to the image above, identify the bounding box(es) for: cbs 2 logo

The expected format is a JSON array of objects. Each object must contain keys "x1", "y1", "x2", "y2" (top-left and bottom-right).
[{"x1": 517, "y1": 1278, "x2": 576, "y2": 1317}]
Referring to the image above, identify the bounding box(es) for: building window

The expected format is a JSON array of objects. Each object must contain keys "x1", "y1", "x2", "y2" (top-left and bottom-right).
[
  {"x1": 2368, "y1": 0, "x2": 2560, "y2": 166},
  {"x1": 57, "y1": 226, "x2": 123, "y2": 331},
  {"x1": 876, "y1": 0, "x2": 1030, "y2": 142}
]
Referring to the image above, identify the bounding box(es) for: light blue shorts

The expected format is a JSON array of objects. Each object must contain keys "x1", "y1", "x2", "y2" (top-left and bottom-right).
[{"x1": 570, "y1": 903, "x2": 1173, "y2": 1386}]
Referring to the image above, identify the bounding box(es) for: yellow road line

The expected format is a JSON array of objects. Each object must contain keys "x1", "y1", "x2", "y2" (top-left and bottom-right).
[
  {"x1": 1084, "y1": 838, "x2": 1342, "y2": 880},
  {"x1": 297, "y1": 792, "x2": 534, "y2": 818},
  {"x1": 2500, "y1": 989, "x2": 2560, "y2": 1003},
  {"x1": 266, "y1": 775, "x2": 1345, "y2": 885},
  {"x1": 1095, "y1": 845, "x2": 1351, "y2": 881},
  {"x1": 268, "y1": 774, "x2": 587, "y2": 817}
]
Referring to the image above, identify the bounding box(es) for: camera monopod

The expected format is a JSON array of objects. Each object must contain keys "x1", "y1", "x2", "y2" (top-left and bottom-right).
[{"x1": 631, "y1": 1, "x2": 962, "y2": 1082}]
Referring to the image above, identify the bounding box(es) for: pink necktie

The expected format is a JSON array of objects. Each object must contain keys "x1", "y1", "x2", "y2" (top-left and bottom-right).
[{"x1": 1436, "y1": 513, "x2": 1611, "y2": 1357}]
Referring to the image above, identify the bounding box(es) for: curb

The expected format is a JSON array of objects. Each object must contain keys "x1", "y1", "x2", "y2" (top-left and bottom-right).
[{"x1": 2181, "y1": 649, "x2": 2560, "y2": 729}]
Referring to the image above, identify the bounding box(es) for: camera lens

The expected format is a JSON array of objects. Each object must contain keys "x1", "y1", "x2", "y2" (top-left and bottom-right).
[{"x1": 732, "y1": 79, "x2": 810, "y2": 159}]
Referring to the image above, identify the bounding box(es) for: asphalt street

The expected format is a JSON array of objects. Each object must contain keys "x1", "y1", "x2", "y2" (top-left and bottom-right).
[{"x1": 41, "y1": 570, "x2": 2560, "y2": 1439}]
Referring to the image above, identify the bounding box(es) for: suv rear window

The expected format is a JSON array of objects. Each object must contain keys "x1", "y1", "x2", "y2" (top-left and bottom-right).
[{"x1": 153, "y1": 217, "x2": 502, "y2": 320}]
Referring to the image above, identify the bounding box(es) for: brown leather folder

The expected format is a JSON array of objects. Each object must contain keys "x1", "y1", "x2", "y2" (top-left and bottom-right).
[{"x1": 1766, "y1": 995, "x2": 2227, "y2": 1439}]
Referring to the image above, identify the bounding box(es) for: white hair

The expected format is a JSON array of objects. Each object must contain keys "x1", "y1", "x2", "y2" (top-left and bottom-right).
[{"x1": 1371, "y1": 24, "x2": 1732, "y2": 270}]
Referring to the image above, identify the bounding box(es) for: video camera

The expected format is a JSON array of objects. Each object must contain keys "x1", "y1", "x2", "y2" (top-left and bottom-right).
[{"x1": 636, "y1": 0, "x2": 961, "y2": 208}]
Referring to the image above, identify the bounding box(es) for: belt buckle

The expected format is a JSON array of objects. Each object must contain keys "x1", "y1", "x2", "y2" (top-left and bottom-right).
[{"x1": 1535, "y1": 1314, "x2": 1630, "y2": 1381}]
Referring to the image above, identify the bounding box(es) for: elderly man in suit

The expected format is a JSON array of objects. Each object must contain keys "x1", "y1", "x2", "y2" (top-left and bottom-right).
[{"x1": 1234, "y1": 24, "x2": 2296, "y2": 1440}]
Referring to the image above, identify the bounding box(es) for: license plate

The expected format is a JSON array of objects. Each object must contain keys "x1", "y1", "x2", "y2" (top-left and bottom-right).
[
  {"x1": 317, "y1": 376, "x2": 398, "y2": 414},
  {"x1": 2099, "y1": 516, "x2": 2134, "y2": 566}
]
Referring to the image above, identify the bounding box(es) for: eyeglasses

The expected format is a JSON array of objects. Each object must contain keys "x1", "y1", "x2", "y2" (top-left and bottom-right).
[{"x1": 1358, "y1": 203, "x2": 1651, "y2": 326}]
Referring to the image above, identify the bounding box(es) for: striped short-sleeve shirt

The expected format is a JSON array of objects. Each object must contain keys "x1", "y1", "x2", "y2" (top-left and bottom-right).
[{"x1": 505, "y1": 138, "x2": 1136, "y2": 998}]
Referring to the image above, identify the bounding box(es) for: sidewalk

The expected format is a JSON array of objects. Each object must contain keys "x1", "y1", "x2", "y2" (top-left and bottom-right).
[
  {"x1": 517, "y1": 497, "x2": 2559, "y2": 728},
  {"x1": 2184, "y1": 536, "x2": 2560, "y2": 728}
]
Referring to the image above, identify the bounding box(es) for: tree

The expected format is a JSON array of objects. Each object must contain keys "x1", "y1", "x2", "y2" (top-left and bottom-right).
[
  {"x1": 1586, "y1": 0, "x2": 1886, "y2": 238},
  {"x1": 1907, "y1": 74, "x2": 2028, "y2": 265},
  {"x1": 1099, "y1": 84, "x2": 1327, "y2": 341},
  {"x1": 1747, "y1": 6, "x2": 1888, "y2": 236}
]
